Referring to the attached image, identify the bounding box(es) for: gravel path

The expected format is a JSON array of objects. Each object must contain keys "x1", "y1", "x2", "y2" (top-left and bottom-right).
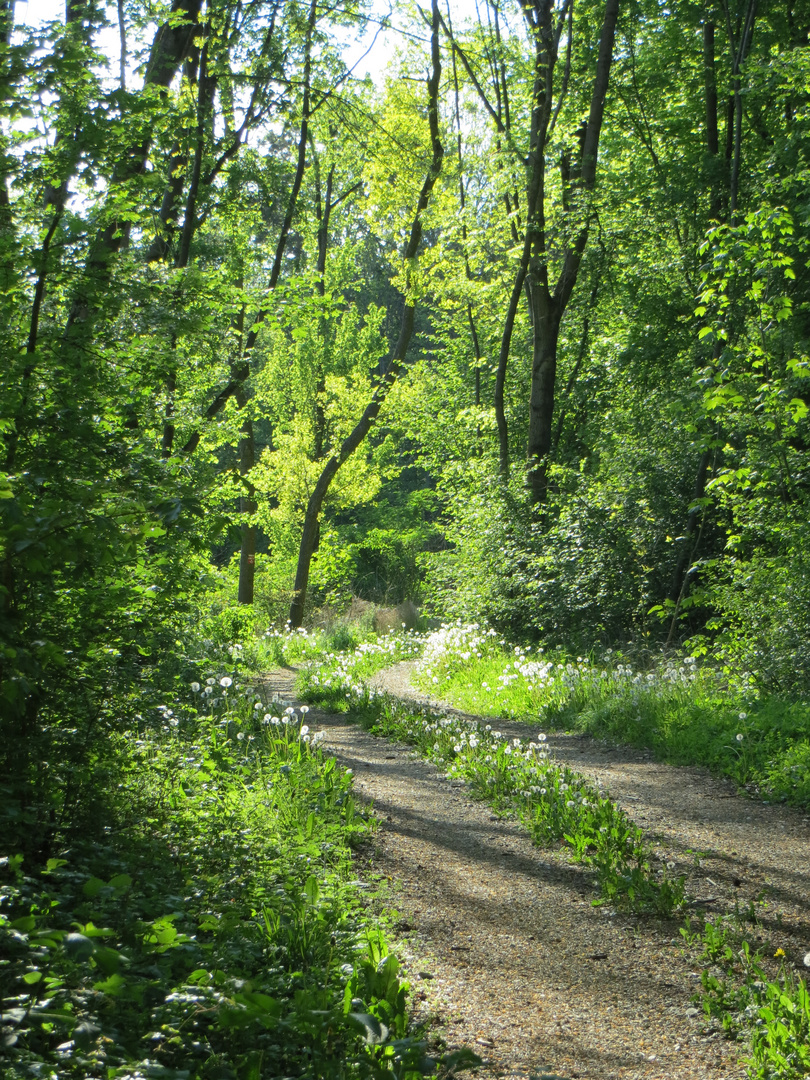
[{"x1": 260, "y1": 663, "x2": 810, "y2": 1080}]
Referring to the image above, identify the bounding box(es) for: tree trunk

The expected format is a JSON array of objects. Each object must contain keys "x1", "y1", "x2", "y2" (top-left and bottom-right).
[
  {"x1": 181, "y1": 0, "x2": 316, "y2": 457},
  {"x1": 525, "y1": 0, "x2": 620, "y2": 505},
  {"x1": 236, "y1": 387, "x2": 257, "y2": 605},
  {"x1": 526, "y1": 302, "x2": 561, "y2": 502},
  {"x1": 63, "y1": 0, "x2": 201, "y2": 339}
]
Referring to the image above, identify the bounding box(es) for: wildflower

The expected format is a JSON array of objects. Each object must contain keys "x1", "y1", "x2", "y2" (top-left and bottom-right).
[
  {"x1": 736, "y1": 733, "x2": 744, "y2": 742},
  {"x1": 190, "y1": 682, "x2": 200, "y2": 693},
  {"x1": 775, "y1": 948, "x2": 785, "y2": 958},
  {"x1": 300, "y1": 705, "x2": 310, "y2": 715},
  {"x1": 220, "y1": 676, "x2": 233, "y2": 688},
  {"x1": 566, "y1": 800, "x2": 575, "y2": 808},
  {"x1": 739, "y1": 712, "x2": 747, "y2": 721},
  {"x1": 537, "y1": 733, "x2": 547, "y2": 742},
  {"x1": 205, "y1": 677, "x2": 216, "y2": 686},
  {"x1": 284, "y1": 706, "x2": 295, "y2": 716},
  {"x1": 540, "y1": 788, "x2": 547, "y2": 795},
  {"x1": 262, "y1": 714, "x2": 272, "y2": 724},
  {"x1": 236, "y1": 732, "x2": 245, "y2": 741},
  {"x1": 803, "y1": 952, "x2": 810, "y2": 968},
  {"x1": 300, "y1": 725, "x2": 309, "y2": 736},
  {"x1": 203, "y1": 686, "x2": 214, "y2": 696}
]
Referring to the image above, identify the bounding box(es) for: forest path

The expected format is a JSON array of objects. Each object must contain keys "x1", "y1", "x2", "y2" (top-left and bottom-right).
[{"x1": 260, "y1": 663, "x2": 810, "y2": 1080}]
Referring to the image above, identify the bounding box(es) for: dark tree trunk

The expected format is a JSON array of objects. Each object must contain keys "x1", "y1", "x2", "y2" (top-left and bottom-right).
[
  {"x1": 181, "y1": 1, "x2": 314, "y2": 458},
  {"x1": 236, "y1": 387, "x2": 257, "y2": 605},
  {"x1": 525, "y1": 0, "x2": 620, "y2": 504}
]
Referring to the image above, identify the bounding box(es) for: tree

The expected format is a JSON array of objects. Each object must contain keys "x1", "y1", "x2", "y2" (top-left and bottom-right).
[{"x1": 288, "y1": 0, "x2": 446, "y2": 627}]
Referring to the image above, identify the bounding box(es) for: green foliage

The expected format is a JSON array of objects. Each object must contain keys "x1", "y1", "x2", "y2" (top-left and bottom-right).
[
  {"x1": 684, "y1": 917, "x2": 810, "y2": 1080},
  {"x1": 0, "y1": 679, "x2": 437, "y2": 1079}
]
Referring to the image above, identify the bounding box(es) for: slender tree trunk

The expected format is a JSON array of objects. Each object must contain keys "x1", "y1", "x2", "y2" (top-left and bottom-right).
[
  {"x1": 116, "y1": 0, "x2": 127, "y2": 90},
  {"x1": 236, "y1": 386, "x2": 257, "y2": 604},
  {"x1": 288, "y1": 0, "x2": 444, "y2": 628},
  {"x1": 526, "y1": 302, "x2": 561, "y2": 497},
  {"x1": 724, "y1": 0, "x2": 758, "y2": 219},
  {"x1": 62, "y1": 0, "x2": 201, "y2": 340},
  {"x1": 703, "y1": 19, "x2": 723, "y2": 221},
  {"x1": 526, "y1": 0, "x2": 620, "y2": 504}
]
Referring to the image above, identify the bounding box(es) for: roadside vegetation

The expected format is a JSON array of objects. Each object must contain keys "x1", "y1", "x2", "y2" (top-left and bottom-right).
[
  {"x1": 411, "y1": 623, "x2": 810, "y2": 813},
  {"x1": 0, "y1": 648, "x2": 462, "y2": 1080},
  {"x1": 292, "y1": 622, "x2": 810, "y2": 1080}
]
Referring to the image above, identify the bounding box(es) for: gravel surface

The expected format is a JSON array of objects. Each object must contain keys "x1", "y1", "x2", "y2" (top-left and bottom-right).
[{"x1": 260, "y1": 663, "x2": 810, "y2": 1080}]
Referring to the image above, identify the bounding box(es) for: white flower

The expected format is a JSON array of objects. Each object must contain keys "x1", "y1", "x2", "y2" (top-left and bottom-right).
[
  {"x1": 300, "y1": 705, "x2": 309, "y2": 714},
  {"x1": 262, "y1": 714, "x2": 272, "y2": 724},
  {"x1": 236, "y1": 732, "x2": 245, "y2": 741},
  {"x1": 205, "y1": 677, "x2": 216, "y2": 686},
  {"x1": 739, "y1": 712, "x2": 747, "y2": 721},
  {"x1": 203, "y1": 686, "x2": 214, "y2": 696},
  {"x1": 300, "y1": 725, "x2": 309, "y2": 736},
  {"x1": 803, "y1": 952, "x2": 810, "y2": 968},
  {"x1": 537, "y1": 733, "x2": 547, "y2": 742},
  {"x1": 736, "y1": 733, "x2": 744, "y2": 742},
  {"x1": 190, "y1": 682, "x2": 200, "y2": 693},
  {"x1": 220, "y1": 676, "x2": 233, "y2": 688},
  {"x1": 284, "y1": 706, "x2": 295, "y2": 716}
]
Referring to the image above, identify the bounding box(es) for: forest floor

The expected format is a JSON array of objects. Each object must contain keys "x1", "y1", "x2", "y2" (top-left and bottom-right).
[{"x1": 260, "y1": 662, "x2": 810, "y2": 1080}]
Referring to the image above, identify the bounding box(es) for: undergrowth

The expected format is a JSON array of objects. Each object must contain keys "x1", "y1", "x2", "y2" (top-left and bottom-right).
[
  {"x1": 682, "y1": 915, "x2": 810, "y2": 1079},
  {"x1": 0, "y1": 674, "x2": 466, "y2": 1080},
  {"x1": 413, "y1": 623, "x2": 810, "y2": 811}
]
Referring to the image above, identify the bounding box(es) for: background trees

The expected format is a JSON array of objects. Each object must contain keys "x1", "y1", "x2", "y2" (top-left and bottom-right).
[{"x1": 3, "y1": 0, "x2": 810, "y2": 846}]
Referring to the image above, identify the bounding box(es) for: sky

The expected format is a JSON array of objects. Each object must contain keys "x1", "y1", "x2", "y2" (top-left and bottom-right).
[{"x1": 14, "y1": 0, "x2": 487, "y2": 86}]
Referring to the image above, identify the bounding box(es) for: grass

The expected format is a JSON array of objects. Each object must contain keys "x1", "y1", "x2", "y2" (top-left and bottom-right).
[
  {"x1": 413, "y1": 622, "x2": 810, "y2": 812},
  {"x1": 299, "y1": 659, "x2": 686, "y2": 917},
  {"x1": 0, "y1": 667, "x2": 457, "y2": 1080},
  {"x1": 297, "y1": 624, "x2": 810, "y2": 1080}
]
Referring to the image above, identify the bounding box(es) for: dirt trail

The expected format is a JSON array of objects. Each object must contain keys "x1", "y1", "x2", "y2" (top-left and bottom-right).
[{"x1": 260, "y1": 664, "x2": 810, "y2": 1080}]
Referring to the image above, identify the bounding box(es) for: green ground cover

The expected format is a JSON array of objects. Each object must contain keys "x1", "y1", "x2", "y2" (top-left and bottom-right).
[
  {"x1": 297, "y1": 627, "x2": 810, "y2": 1080},
  {"x1": 413, "y1": 623, "x2": 810, "y2": 812},
  {"x1": 300, "y1": 654, "x2": 686, "y2": 917},
  {"x1": 684, "y1": 915, "x2": 810, "y2": 1080},
  {"x1": 0, "y1": 668, "x2": 449, "y2": 1080}
]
